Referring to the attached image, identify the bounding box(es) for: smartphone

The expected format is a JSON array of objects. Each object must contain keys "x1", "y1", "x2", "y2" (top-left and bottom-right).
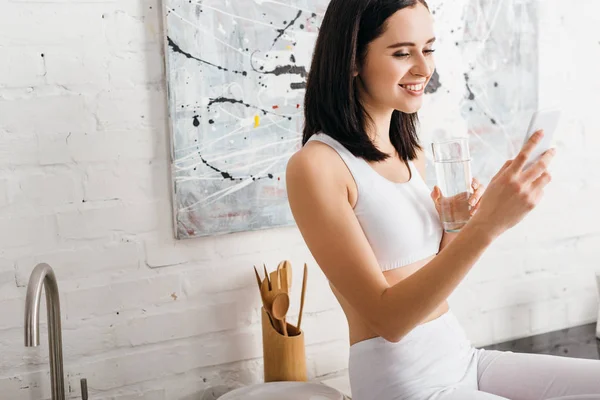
[{"x1": 522, "y1": 108, "x2": 561, "y2": 169}]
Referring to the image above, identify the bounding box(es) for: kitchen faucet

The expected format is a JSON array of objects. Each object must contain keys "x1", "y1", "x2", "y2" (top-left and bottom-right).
[{"x1": 24, "y1": 263, "x2": 65, "y2": 400}]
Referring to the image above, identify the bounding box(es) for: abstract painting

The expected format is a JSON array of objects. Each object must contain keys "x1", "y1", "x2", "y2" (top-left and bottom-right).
[
  {"x1": 164, "y1": 0, "x2": 329, "y2": 238},
  {"x1": 163, "y1": 0, "x2": 538, "y2": 239}
]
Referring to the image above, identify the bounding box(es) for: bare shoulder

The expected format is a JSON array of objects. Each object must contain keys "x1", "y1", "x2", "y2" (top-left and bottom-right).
[{"x1": 286, "y1": 140, "x2": 350, "y2": 192}]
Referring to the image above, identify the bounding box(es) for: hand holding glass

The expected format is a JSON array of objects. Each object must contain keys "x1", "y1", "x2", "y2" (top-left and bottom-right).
[{"x1": 432, "y1": 138, "x2": 473, "y2": 232}]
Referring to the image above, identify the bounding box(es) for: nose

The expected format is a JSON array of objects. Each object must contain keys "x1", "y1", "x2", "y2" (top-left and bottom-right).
[{"x1": 410, "y1": 53, "x2": 433, "y2": 78}]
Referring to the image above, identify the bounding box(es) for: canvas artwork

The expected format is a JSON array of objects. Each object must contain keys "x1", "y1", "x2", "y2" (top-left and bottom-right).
[{"x1": 163, "y1": 0, "x2": 538, "y2": 239}]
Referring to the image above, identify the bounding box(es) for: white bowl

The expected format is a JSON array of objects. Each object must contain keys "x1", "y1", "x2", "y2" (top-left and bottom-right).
[{"x1": 218, "y1": 381, "x2": 346, "y2": 400}]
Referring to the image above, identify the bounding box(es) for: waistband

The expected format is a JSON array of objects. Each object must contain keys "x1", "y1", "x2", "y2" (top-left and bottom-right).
[{"x1": 350, "y1": 309, "x2": 456, "y2": 353}]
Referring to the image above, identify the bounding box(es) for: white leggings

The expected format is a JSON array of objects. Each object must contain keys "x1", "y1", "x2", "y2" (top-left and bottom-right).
[{"x1": 348, "y1": 310, "x2": 600, "y2": 400}]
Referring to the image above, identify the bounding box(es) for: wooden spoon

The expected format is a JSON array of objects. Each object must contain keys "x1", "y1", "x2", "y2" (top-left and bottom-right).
[{"x1": 271, "y1": 292, "x2": 290, "y2": 336}]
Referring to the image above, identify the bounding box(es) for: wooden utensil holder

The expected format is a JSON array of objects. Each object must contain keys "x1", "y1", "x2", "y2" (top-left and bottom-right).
[{"x1": 261, "y1": 307, "x2": 307, "y2": 382}]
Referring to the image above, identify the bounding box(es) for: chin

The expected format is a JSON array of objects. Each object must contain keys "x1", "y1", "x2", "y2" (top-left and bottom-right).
[{"x1": 394, "y1": 101, "x2": 423, "y2": 114}]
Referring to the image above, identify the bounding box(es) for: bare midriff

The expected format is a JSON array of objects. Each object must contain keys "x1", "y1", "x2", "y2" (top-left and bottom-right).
[{"x1": 330, "y1": 254, "x2": 449, "y2": 346}]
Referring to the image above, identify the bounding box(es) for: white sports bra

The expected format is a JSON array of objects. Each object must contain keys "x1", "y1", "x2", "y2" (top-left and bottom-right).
[{"x1": 307, "y1": 133, "x2": 444, "y2": 271}]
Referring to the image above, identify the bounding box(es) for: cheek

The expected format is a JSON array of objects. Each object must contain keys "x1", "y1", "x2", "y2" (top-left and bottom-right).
[
  {"x1": 360, "y1": 64, "x2": 385, "y2": 91},
  {"x1": 428, "y1": 58, "x2": 436, "y2": 73},
  {"x1": 369, "y1": 61, "x2": 409, "y2": 88}
]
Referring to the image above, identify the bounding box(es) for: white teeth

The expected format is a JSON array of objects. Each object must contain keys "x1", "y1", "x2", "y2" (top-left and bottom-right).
[{"x1": 402, "y1": 83, "x2": 424, "y2": 91}]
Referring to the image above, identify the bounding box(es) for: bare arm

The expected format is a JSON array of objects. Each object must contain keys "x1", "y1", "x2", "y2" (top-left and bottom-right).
[
  {"x1": 287, "y1": 133, "x2": 553, "y2": 343},
  {"x1": 287, "y1": 145, "x2": 493, "y2": 342}
]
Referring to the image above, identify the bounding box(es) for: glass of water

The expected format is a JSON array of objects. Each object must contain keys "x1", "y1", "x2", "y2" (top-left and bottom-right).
[{"x1": 431, "y1": 138, "x2": 473, "y2": 232}]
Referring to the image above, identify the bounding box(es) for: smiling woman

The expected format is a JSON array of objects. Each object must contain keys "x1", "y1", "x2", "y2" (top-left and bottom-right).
[
  {"x1": 302, "y1": 0, "x2": 434, "y2": 164},
  {"x1": 286, "y1": 0, "x2": 600, "y2": 399}
]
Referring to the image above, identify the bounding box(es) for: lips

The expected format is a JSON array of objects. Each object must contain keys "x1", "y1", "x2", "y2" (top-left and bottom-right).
[
  {"x1": 398, "y1": 82, "x2": 426, "y2": 98},
  {"x1": 399, "y1": 83, "x2": 425, "y2": 92}
]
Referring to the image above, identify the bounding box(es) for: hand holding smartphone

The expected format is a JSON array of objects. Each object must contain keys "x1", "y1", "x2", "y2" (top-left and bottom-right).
[{"x1": 522, "y1": 108, "x2": 561, "y2": 169}]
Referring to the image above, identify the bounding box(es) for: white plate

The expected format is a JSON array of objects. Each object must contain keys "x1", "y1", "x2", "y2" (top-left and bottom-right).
[{"x1": 218, "y1": 382, "x2": 345, "y2": 400}]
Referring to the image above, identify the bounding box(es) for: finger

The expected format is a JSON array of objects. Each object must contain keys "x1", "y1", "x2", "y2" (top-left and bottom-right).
[
  {"x1": 471, "y1": 178, "x2": 480, "y2": 190},
  {"x1": 511, "y1": 130, "x2": 544, "y2": 172},
  {"x1": 499, "y1": 160, "x2": 512, "y2": 175},
  {"x1": 453, "y1": 192, "x2": 470, "y2": 202},
  {"x1": 522, "y1": 148, "x2": 556, "y2": 182},
  {"x1": 431, "y1": 186, "x2": 441, "y2": 201},
  {"x1": 531, "y1": 170, "x2": 552, "y2": 190},
  {"x1": 468, "y1": 185, "x2": 485, "y2": 207},
  {"x1": 491, "y1": 160, "x2": 513, "y2": 183}
]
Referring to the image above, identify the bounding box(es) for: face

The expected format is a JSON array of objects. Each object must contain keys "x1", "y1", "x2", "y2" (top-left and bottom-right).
[{"x1": 356, "y1": 3, "x2": 436, "y2": 115}]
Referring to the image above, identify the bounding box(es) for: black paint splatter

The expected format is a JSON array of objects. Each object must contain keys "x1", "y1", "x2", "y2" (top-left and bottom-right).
[
  {"x1": 425, "y1": 70, "x2": 441, "y2": 94},
  {"x1": 168, "y1": 37, "x2": 248, "y2": 77},
  {"x1": 192, "y1": 115, "x2": 200, "y2": 127},
  {"x1": 464, "y1": 73, "x2": 475, "y2": 100},
  {"x1": 254, "y1": 64, "x2": 308, "y2": 78},
  {"x1": 250, "y1": 49, "x2": 307, "y2": 78},
  {"x1": 290, "y1": 82, "x2": 306, "y2": 90},
  {"x1": 207, "y1": 96, "x2": 291, "y2": 118},
  {"x1": 196, "y1": 152, "x2": 275, "y2": 182},
  {"x1": 272, "y1": 10, "x2": 302, "y2": 48},
  {"x1": 208, "y1": 97, "x2": 246, "y2": 107}
]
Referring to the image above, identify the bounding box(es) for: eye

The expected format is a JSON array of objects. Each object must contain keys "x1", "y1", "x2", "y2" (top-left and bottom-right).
[
  {"x1": 393, "y1": 53, "x2": 410, "y2": 59},
  {"x1": 424, "y1": 49, "x2": 436, "y2": 56}
]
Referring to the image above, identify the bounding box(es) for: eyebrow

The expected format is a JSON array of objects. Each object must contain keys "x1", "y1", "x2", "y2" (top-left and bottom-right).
[{"x1": 387, "y1": 37, "x2": 436, "y2": 49}]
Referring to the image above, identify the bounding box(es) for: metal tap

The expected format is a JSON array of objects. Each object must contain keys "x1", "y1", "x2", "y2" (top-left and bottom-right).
[{"x1": 24, "y1": 263, "x2": 65, "y2": 400}]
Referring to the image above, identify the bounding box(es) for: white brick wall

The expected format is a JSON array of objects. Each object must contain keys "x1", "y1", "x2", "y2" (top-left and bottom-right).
[{"x1": 0, "y1": 0, "x2": 599, "y2": 399}]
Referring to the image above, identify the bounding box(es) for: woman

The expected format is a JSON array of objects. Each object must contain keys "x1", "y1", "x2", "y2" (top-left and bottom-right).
[{"x1": 286, "y1": 1, "x2": 600, "y2": 399}]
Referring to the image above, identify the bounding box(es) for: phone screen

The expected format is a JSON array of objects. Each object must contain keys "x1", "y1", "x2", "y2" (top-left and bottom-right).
[{"x1": 523, "y1": 109, "x2": 561, "y2": 167}]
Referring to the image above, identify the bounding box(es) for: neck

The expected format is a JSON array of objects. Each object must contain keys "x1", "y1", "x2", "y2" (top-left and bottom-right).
[
  {"x1": 363, "y1": 101, "x2": 395, "y2": 156},
  {"x1": 357, "y1": 77, "x2": 396, "y2": 156}
]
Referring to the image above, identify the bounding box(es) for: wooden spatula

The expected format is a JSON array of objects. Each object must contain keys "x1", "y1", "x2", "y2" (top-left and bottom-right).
[
  {"x1": 255, "y1": 265, "x2": 278, "y2": 332},
  {"x1": 276, "y1": 261, "x2": 285, "y2": 291},
  {"x1": 269, "y1": 270, "x2": 280, "y2": 291},
  {"x1": 278, "y1": 260, "x2": 292, "y2": 292}
]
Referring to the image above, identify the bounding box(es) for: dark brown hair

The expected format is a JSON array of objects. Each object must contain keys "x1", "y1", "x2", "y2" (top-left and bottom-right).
[{"x1": 302, "y1": 0, "x2": 429, "y2": 162}]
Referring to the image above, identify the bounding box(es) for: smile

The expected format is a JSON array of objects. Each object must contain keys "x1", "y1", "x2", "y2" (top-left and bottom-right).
[{"x1": 399, "y1": 83, "x2": 425, "y2": 96}]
